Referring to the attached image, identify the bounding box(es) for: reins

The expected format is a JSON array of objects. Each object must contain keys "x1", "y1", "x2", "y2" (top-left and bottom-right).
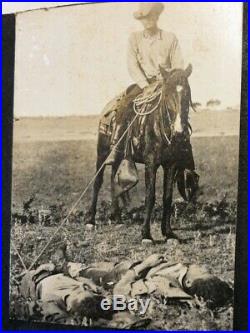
[
  {"x1": 132, "y1": 83, "x2": 174, "y2": 145},
  {"x1": 12, "y1": 76, "x2": 192, "y2": 279}
]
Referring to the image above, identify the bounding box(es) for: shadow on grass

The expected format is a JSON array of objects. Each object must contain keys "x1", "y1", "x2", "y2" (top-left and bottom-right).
[{"x1": 176, "y1": 220, "x2": 236, "y2": 233}]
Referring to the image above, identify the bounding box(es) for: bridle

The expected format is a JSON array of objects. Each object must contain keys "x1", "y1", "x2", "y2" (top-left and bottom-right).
[
  {"x1": 132, "y1": 73, "x2": 191, "y2": 145},
  {"x1": 160, "y1": 87, "x2": 177, "y2": 145}
]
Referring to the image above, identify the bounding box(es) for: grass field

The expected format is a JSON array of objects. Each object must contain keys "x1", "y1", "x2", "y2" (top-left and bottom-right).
[{"x1": 10, "y1": 114, "x2": 239, "y2": 330}]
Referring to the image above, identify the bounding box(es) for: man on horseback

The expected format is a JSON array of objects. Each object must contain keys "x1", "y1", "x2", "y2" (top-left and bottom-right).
[
  {"x1": 105, "y1": 2, "x2": 198, "y2": 197},
  {"x1": 86, "y1": 3, "x2": 199, "y2": 237},
  {"x1": 106, "y1": 2, "x2": 184, "y2": 165}
]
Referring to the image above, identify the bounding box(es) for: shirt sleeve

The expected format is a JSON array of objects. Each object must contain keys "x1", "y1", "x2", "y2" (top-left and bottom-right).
[
  {"x1": 113, "y1": 269, "x2": 136, "y2": 297},
  {"x1": 127, "y1": 33, "x2": 149, "y2": 89},
  {"x1": 170, "y1": 35, "x2": 184, "y2": 70}
]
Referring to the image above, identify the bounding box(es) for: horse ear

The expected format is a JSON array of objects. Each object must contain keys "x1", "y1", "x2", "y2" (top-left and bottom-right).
[
  {"x1": 184, "y1": 64, "x2": 193, "y2": 78},
  {"x1": 159, "y1": 65, "x2": 170, "y2": 80}
]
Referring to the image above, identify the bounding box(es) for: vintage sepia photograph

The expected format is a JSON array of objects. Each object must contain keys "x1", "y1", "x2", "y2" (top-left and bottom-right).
[{"x1": 7, "y1": 2, "x2": 243, "y2": 330}]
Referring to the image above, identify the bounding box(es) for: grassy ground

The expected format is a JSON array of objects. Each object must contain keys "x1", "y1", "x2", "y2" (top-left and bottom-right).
[
  {"x1": 10, "y1": 134, "x2": 239, "y2": 330},
  {"x1": 13, "y1": 110, "x2": 240, "y2": 142},
  {"x1": 12, "y1": 136, "x2": 239, "y2": 206}
]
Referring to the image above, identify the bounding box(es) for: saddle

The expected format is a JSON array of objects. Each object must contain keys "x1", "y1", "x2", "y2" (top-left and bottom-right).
[
  {"x1": 99, "y1": 82, "x2": 160, "y2": 139},
  {"x1": 99, "y1": 84, "x2": 138, "y2": 137},
  {"x1": 99, "y1": 81, "x2": 162, "y2": 197}
]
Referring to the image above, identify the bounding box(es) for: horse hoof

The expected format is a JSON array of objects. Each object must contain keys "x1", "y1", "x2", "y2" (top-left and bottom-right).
[
  {"x1": 109, "y1": 217, "x2": 122, "y2": 225},
  {"x1": 165, "y1": 232, "x2": 180, "y2": 241},
  {"x1": 166, "y1": 238, "x2": 180, "y2": 246},
  {"x1": 85, "y1": 224, "x2": 95, "y2": 231},
  {"x1": 142, "y1": 239, "x2": 154, "y2": 245}
]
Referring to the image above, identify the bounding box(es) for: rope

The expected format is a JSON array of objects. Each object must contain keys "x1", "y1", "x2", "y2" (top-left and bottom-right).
[
  {"x1": 12, "y1": 87, "x2": 164, "y2": 275},
  {"x1": 133, "y1": 89, "x2": 161, "y2": 105},
  {"x1": 133, "y1": 86, "x2": 173, "y2": 146},
  {"x1": 13, "y1": 113, "x2": 140, "y2": 274},
  {"x1": 11, "y1": 242, "x2": 27, "y2": 271},
  {"x1": 133, "y1": 90, "x2": 163, "y2": 116}
]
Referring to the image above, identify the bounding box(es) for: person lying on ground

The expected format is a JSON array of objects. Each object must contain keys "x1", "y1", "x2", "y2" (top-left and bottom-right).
[{"x1": 18, "y1": 246, "x2": 233, "y2": 327}]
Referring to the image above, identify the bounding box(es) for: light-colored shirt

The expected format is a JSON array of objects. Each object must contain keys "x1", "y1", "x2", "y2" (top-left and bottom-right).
[
  {"x1": 127, "y1": 29, "x2": 184, "y2": 89},
  {"x1": 113, "y1": 262, "x2": 191, "y2": 299}
]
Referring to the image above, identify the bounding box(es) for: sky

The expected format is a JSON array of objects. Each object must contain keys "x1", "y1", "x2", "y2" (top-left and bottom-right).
[{"x1": 9, "y1": 2, "x2": 243, "y2": 117}]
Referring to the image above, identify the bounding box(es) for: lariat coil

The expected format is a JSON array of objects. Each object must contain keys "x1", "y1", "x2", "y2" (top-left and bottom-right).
[{"x1": 133, "y1": 85, "x2": 173, "y2": 144}]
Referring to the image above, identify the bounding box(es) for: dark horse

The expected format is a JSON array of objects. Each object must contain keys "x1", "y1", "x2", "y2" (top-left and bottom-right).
[{"x1": 85, "y1": 64, "x2": 196, "y2": 243}]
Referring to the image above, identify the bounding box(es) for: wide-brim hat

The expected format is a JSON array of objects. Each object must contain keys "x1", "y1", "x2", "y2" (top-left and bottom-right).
[{"x1": 134, "y1": 3, "x2": 164, "y2": 20}]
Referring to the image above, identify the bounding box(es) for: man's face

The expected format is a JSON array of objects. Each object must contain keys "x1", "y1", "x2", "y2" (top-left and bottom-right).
[
  {"x1": 184, "y1": 264, "x2": 212, "y2": 288},
  {"x1": 66, "y1": 289, "x2": 95, "y2": 313},
  {"x1": 51, "y1": 248, "x2": 66, "y2": 271},
  {"x1": 140, "y1": 13, "x2": 159, "y2": 30}
]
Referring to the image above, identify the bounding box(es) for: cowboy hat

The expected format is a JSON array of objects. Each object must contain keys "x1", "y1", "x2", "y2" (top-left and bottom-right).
[{"x1": 133, "y1": 3, "x2": 164, "y2": 20}]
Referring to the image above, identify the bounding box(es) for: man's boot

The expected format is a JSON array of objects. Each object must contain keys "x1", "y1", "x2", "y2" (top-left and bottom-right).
[{"x1": 106, "y1": 125, "x2": 124, "y2": 165}]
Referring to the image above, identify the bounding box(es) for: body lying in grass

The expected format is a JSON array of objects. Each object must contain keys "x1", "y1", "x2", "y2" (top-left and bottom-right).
[{"x1": 19, "y1": 246, "x2": 233, "y2": 327}]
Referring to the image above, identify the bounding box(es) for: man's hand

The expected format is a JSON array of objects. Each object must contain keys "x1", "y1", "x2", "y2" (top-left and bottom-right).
[
  {"x1": 133, "y1": 254, "x2": 165, "y2": 276},
  {"x1": 32, "y1": 263, "x2": 55, "y2": 281},
  {"x1": 140, "y1": 254, "x2": 165, "y2": 268}
]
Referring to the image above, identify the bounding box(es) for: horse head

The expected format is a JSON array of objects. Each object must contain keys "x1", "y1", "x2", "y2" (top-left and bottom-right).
[{"x1": 159, "y1": 64, "x2": 193, "y2": 139}]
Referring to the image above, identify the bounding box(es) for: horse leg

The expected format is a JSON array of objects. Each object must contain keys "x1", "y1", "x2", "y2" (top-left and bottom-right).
[
  {"x1": 85, "y1": 155, "x2": 106, "y2": 228},
  {"x1": 161, "y1": 165, "x2": 179, "y2": 240},
  {"x1": 110, "y1": 161, "x2": 122, "y2": 223},
  {"x1": 142, "y1": 164, "x2": 157, "y2": 243}
]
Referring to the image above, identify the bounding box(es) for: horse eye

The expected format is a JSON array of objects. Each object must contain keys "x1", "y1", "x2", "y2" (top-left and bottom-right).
[{"x1": 176, "y1": 85, "x2": 183, "y2": 93}]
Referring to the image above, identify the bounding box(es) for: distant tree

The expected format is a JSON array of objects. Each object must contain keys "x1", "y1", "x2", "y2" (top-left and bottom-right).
[
  {"x1": 192, "y1": 102, "x2": 202, "y2": 109},
  {"x1": 206, "y1": 99, "x2": 221, "y2": 107}
]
